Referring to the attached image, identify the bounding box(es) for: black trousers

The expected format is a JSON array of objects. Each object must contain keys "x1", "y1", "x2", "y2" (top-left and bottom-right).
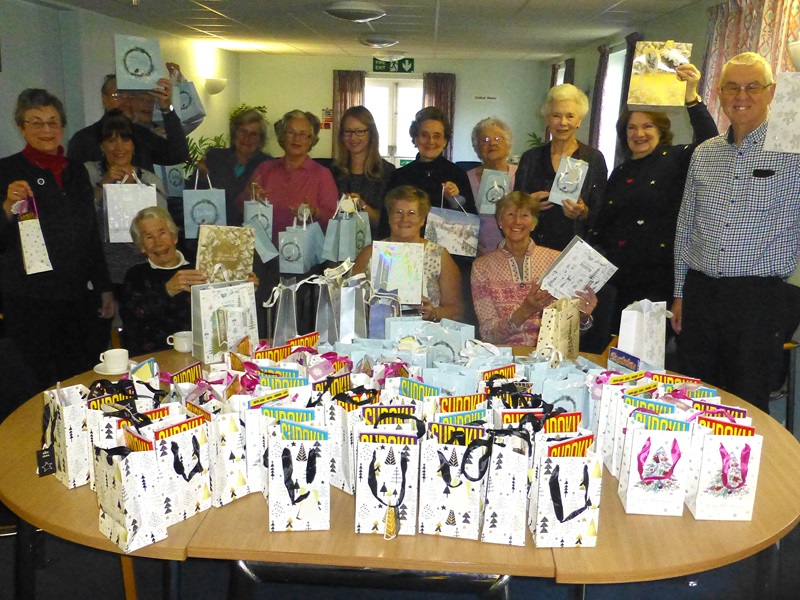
[{"x1": 678, "y1": 270, "x2": 788, "y2": 413}]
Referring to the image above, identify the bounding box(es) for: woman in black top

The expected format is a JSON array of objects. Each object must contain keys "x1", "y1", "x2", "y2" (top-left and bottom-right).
[
  {"x1": 199, "y1": 107, "x2": 272, "y2": 226},
  {"x1": 330, "y1": 106, "x2": 395, "y2": 238},
  {"x1": 515, "y1": 84, "x2": 607, "y2": 251},
  {"x1": 379, "y1": 106, "x2": 475, "y2": 238},
  {"x1": 593, "y1": 63, "x2": 718, "y2": 332}
]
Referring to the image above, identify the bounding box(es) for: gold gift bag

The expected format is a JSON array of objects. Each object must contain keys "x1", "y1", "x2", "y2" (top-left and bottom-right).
[{"x1": 536, "y1": 298, "x2": 581, "y2": 360}]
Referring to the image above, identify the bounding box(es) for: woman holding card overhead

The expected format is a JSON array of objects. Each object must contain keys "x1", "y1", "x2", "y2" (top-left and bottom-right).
[
  {"x1": 593, "y1": 63, "x2": 717, "y2": 333},
  {"x1": 353, "y1": 185, "x2": 463, "y2": 322},
  {"x1": 0, "y1": 89, "x2": 112, "y2": 389},
  {"x1": 514, "y1": 84, "x2": 607, "y2": 251},
  {"x1": 472, "y1": 191, "x2": 597, "y2": 346},
  {"x1": 467, "y1": 117, "x2": 517, "y2": 256}
]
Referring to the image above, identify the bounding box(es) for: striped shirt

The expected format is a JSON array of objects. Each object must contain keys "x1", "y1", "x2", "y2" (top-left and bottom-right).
[{"x1": 674, "y1": 120, "x2": 800, "y2": 296}]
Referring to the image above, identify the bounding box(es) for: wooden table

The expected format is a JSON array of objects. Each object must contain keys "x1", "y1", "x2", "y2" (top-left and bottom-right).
[{"x1": 1, "y1": 350, "x2": 799, "y2": 595}]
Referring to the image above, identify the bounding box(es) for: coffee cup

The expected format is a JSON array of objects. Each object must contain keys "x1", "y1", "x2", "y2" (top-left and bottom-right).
[
  {"x1": 99, "y1": 348, "x2": 129, "y2": 373},
  {"x1": 167, "y1": 331, "x2": 193, "y2": 353}
]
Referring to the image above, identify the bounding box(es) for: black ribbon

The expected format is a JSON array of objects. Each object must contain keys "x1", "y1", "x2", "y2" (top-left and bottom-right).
[
  {"x1": 460, "y1": 427, "x2": 532, "y2": 483},
  {"x1": 96, "y1": 445, "x2": 133, "y2": 466},
  {"x1": 281, "y1": 445, "x2": 319, "y2": 505},
  {"x1": 548, "y1": 464, "x2": 591, "y2": 523},
  {"x1": 374, "y1": 411, "x2": 426, "y2": 439},
  {"x1": 367, "y1": 448, "x2": 408, "y2": 509},
  {"x1": 331, "y1": 386, "x2": 379, "y2": 409},
  {"x1": 171, "y1": 435, "x2": 204, "y2": 482},
  {"x1": 484, "y1": 375, "x2": 546, "y2": 409},
  {"x1": 100, "y1": 403, "x2": 154, "y2": 433}
]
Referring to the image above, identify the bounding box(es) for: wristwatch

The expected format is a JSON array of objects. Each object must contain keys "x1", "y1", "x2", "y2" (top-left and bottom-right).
[{"x1": 160, "y1": 104, "x2": 175, "y2": 115}]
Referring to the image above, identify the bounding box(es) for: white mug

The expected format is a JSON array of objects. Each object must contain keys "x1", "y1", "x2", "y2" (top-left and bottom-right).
[
  {"x1": 99, "y1": 348, "x2": 129, "y2": 373},
  {"x1": 167, "y1": 331, "x2": 193, "y2": 353}
]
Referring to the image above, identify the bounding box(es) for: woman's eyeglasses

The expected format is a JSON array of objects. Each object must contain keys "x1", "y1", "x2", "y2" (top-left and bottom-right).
[
  {"x1": 390, "y1": 209, "x2": 419, "y2": 218},
  {"x1": 24, "y1": 120, "x2": 62, "y2": 131},
  {"x1": 286, "y1": 130, "x2": 312, "y2": 140},
  {"x1": 480, "y1": 135, "x2": 505, "y2": 145},
  {"x1": 343, "y1": 128, "x2": 369, "y2": 138}
]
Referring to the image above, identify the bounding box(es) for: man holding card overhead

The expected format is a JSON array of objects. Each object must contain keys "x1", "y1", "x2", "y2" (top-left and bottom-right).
[
  {"x1": 67, "y1": 73, "x2": 189, "y2": 172},
  {"x1": 672, "y1": 52, "x2": 800, "y2": 413}
]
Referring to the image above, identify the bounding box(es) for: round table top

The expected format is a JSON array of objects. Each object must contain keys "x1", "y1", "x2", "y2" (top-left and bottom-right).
[{"x1": 1, "y1": 350, "x2": 798, "y2": 583}]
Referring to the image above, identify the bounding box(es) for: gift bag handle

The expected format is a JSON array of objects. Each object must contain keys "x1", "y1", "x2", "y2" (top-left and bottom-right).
[
  {"x1": 367, "y1": 447, "x2": 409, "y2": 539},
  {"x1": 719, "y1": 443, "x2": 751, "y2": 491},
  {"x1": 193, "y1": 169, "x2": 213, "y2": 190},
  {"x1": 170, "y1": 435, "x2": 204, "y2": 482},
  {"x1": 548, "y1": 463, "x2": 592, "y2": 523},
  {"x1": 281, "y1": 445, "x2": 319, "y2": 505},
  {"x1": 97, "y1": 445, "x2": 133, "y2": 466},
  {"x1": 636, "y1": 437, "x2": 682, "y2": 483},
  {"x1": 440, "y1": 186, "x2": 470, "y2": 217},
  {"x1": 375, "y1": 410, "x2": 426, "y2": 439}
]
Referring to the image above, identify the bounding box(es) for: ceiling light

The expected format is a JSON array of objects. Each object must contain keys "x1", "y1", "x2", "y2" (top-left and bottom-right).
[
  {"x1": 359, "y1": 35, "x2": 398, "y2": 49},
  {"x1": 374, "y1": 50, "x2": 406, "y2": 62},
  {"x1": 324, "y1": 1, "x2": 386, "y2": 23}
]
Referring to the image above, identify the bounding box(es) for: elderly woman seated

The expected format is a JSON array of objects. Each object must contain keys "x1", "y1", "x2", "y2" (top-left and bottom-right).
[
  {"x1": 471, "y1": 191, "x2": 597, "y2": 346},
  {"x1": 353, "y1": 185, "x2": 463, "y2": 322},
  {"x1": 120, "y1": 207, "x2": 207, "y2": 356}
]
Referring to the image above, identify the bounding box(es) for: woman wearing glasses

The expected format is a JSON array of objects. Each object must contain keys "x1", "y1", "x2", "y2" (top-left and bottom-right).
[
  {"x1": 466, "y1": 117, "x2": 517, "y2": 255},
  {"x1": 199, "y1": 107, "x2": 272, "y2": 226},
  {"x1": 354, "y1": 185, "x2": 463, "y2": 322},
  {"x1": 0, "y1": 89, "x2": 112, "y2": 389},
  {"x1": 330, "y1": 106, "x2": 395, "y2": 237},
  {"x1": 514, "y1": 84, "x2": 607, "y2": 252},
  {"x1": 242, "y1": 109, "x2": 338, "y2": 245},
  {"x1": 593, "y1": 63, "x2": 717, "y2": 334},
  {"x1": 378, "y1": 106, "x2": 476, "y2": 238}
]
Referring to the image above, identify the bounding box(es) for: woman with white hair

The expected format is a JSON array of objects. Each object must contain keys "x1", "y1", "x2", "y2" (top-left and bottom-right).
[
  {"x1": 242, "y1": 109, "x2": 338, "y2": 245},
  {"x1": 467, "y1": 117, "x2": 517, "y2": 255},
  {"x1": 514, "y1": 83, "x2": 607, "y2": 251}
]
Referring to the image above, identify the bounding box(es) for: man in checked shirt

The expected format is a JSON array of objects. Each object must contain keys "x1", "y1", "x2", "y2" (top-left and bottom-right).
[{"x1": 671, "y1": 52, "x2": 800, "y2": 414}]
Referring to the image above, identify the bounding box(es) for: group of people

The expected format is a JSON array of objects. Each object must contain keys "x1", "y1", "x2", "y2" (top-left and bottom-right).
[{"x1": 1, "y1": 51, "x2": 798, "y2": 415}]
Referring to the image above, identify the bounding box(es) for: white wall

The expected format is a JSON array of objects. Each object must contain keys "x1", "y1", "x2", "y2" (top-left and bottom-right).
[{"x1": 238, "y1": 54, "x2": 549, "y2": 161}]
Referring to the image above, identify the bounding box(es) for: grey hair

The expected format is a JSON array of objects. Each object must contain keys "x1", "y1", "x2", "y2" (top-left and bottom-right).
[
  {"x1": 130, "y1": 206, "x2": 179, "y2": 247},
  {"x1": 274, "y1": 110, "x2": 321, "y2": 149},
  {"x1": 543, "y1": 84, "x2": 590, "y2": 118},
  {"x1": 14, "y1": 89, "x2": 66, "y2": 128},
  {"x1": 722, "y1": 52, "x2": 775, "y2": 85},
  {"x1": 470, "y1": 117, "x2": 513, "y2": 154}
]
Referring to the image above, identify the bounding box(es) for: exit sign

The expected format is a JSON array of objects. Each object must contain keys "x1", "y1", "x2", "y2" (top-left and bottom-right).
[{"x1": 372, "y1": 58, "x2": 415, "y2": 73}]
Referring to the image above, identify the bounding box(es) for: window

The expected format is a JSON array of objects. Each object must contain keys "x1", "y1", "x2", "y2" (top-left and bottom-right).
[
  {"x1": 364, "y1": 78, "x2": 423, "y2": 165},
  {"x1": 597, "y1": 48, "x2": 627, "y2": 169}
]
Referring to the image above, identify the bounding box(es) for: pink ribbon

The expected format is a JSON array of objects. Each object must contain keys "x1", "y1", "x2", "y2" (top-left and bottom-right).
[
  {"x1": 719, "y1": 443, "x2": 751, "y2": 490},
  {"x1": 637, "y1": 437, "x2": 682, "y2": 483},
  {"x1": 687, "y1": 409, "x2": 737, "y2": 423}
]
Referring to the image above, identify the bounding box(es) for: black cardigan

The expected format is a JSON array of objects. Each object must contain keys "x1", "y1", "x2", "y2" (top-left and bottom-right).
[{"x1": 0, "y1": 152, "x2": 111, "y2": 301}]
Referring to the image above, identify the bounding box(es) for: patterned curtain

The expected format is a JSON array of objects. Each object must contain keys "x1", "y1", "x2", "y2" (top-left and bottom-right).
[
  {"x1": 758, "y1": 0, "x2": 800, "y2": 72},
  {"x1": 589, "y1": 45, "x2": 610, "y2": 149},
  {"x1": 423, "y1": 72, "x2": 456, "y2": 160},
  {"x1": 564, "y1": 58, "x2": 575, "y2": 84},
  {"x1": 332, "y1": 70, "x2": 365, "y2": 158}
]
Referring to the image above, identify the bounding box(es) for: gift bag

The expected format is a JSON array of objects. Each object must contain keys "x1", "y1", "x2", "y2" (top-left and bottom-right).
[
  {"x1": 338, "y1": 211, "x2": 371, "y2": 261},
  {"x1": 114, "y1": 34, "x2": 165, "y2": 90},
  {"x1": 371, "y1": 241, "x2": 424, "y2": 305},
  {"x1": 279, "y1": 215, "x2": 325, "y2": 274},
  {"x1": 191, "y1": 281, "x2": 258, "y2": 363},
  {"x1": 548, "y1": 156, "x2": 589, "y2": 206},
  {"x1": 94, "y1": 446, "x2": 167, "y2": 553},
  {"x1": 476, "y1": 169, "x2": 511, "y2": 215},
  {"x1": 186, "y1": 399, "x2": 250, "y2": 508},
  {"x1": 339, "y1": 276, "x2": 369, "y2": 343},
  {"x1": 43, "y1": 384, "x2": 91, "y2": 489},
  {"x1": 536, "y1": 298, "x2": 581, "y2": 360},
  {"x1": 367, "y1": 290, "x2": 402, "y2": 340},
  {"x1": 685, "y1": 422, "x2": 762, "y2": 521},
  {"x1": 103, "y1": 174, "x2": 158, "y2": 243},
  {"x1": 424, "y1": 203, "x2": 480, "y2": 258},
  {"x1": 618, "y1": 427, "x2": 690, "y2": 516},
  {"x1": 196, "y1": 225, "x2": 255, "y2": 283},
  {"x1": 321, "y1": 219, "x2": 341, "y2": 262},
  {"x1": 530, "y1": 451, "x2": 602, "y2": 548},
  {"x1": 267, "y1": 420, "x2": 330, "y2": 532},
  {"x1": 417, "y1": 435, "x2": 487, "y2": 540},
  {"x1": 18, "y1": 212, "x2": 53, "y2": 275},
  {"x1": 618, "y1": 300, "x2": 671, "y2": 370},
  {"x1": 183, "y1": 172, "x2": 226, "y2": 239},
  {"x1": 480, "y1": 430, "x2": 531, "y2": 546},
  {"x1": 155, "y1": 164, "x2": 185, "y2": 198},
  {"x1": 244, "y1": 194, "x2": 277, "y2": 263},
  {"x1": 176, "y1": 80, "x2": 206, "y2": 124}
]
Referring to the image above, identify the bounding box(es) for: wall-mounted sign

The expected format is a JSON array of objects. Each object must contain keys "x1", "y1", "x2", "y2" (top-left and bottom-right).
[
  {"x1": 473, "y1": 95, "x2": 499, "y2": 103},
  {"x1": 373, "y1": 58, "x2": 414, "y2": 73}
]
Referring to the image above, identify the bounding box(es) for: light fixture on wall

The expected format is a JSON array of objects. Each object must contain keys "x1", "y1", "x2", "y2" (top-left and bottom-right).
[
  {"x1": 359, "y1": 35, "x2": 398, "y2": 49},
  {"x1": 374, "y1": 50, "x2": 406, "y2": 62},
  {"x1": 205, "y1": 78, "x2": 227, "y2": 95},
  {"x1": 324, "y1": 1, "x2": 385, "y2": 23},
  {"x1": 789, "y1": 41, "x2": 800, "y2": 70}
]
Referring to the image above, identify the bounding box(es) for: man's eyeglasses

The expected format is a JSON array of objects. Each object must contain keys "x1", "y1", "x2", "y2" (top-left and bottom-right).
[
  {"x1": 719, "y1": 82, "x2": 773, "y2": 97},
  {"x1": 24, "y1": 120, "x2": 62, "y2": 131},
  {"x1": 343, "y1": 128, "x2": 369, "y2": 138}
]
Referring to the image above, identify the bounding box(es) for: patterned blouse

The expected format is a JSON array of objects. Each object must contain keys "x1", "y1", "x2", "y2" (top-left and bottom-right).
[{"x1": 471, "y1": 241, "x2": 560, "y2": 345}]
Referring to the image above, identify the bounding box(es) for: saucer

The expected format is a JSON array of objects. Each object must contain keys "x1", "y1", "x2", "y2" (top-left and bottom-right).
[{"x1": 94, "y1": 361, "x2": 134, "y2": 376}]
